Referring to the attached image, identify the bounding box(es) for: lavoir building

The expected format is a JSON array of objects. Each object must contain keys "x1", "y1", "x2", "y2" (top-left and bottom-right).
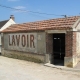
[{"x1": 1, "y1": 16, "x2": 80, "y2": 67}]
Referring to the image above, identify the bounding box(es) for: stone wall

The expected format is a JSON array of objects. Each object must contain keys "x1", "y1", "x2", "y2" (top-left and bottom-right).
[{"x1": 1, "y1": 31, "x2": 46, "y2": 63}]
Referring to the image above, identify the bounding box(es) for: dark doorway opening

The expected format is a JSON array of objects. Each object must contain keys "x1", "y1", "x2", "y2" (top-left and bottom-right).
[{"x1": 52, "y1": 33, "x2": 65, "y2": 66}]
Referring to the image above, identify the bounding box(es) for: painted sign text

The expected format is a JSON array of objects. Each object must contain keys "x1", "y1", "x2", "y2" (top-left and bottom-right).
[{"x1": 9, "y1": 34, "x2": 35, "y2": 48}]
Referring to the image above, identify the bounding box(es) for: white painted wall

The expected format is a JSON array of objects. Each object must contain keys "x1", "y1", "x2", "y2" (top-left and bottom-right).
[
  {"x1": 0, "y1": 35, "x2": 1, "y2": 52},
  {"x1": 76, "y1": 23, "x2": 80, "y2": 30},
  {"x1": 75, "y1": 21, "x2": 80, "y2": 55},
  {"x1": 0, "y1": 19, "x2": 16, "y2": 31},
  {"x1": 0, "y1": 19, "x2": 16, "y2": 53},
  {"x1": 0, "y1": 35, "x2": 1, "y2": 45},
  {"x1": 76, "y1": 32, "x2": 80, "y2": 55},
  {"x1": 8, "y1": 33, "x2": 37, "y2": 53}
]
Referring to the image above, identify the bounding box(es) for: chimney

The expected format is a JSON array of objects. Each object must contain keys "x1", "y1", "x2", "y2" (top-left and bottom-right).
[
  {"x1": 10, "y1": 15, "x2": 15, "y2": 21},
  {"x1": 64, "y1": 15, "x2": 67, "y2": 18}
]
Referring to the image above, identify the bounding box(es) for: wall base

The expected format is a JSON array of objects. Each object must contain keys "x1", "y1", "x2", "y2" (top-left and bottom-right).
[
  {"x1": 45, "y1": 54, "x2": 79, "y2": 68},
  {"x1": 1, "y1": 49, "x2": 45, "y2": 63},
  {"x1": 64, "y1": 56, "x2": 78, "y2": 68}
]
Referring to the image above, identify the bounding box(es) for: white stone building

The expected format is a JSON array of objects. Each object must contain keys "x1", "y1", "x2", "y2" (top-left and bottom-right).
[{"x1": 0, "y1": 15, "x2": 16, "y2": 53}]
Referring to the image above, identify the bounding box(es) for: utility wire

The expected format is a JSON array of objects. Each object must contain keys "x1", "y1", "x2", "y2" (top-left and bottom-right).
[
  {"x1": 0, "y1": 4, "x2": 66, "y2": 17},
  {"x1": 0, "y1": 4, "x2": 26, "y2": 11},
  {"x1": 0, "y1": 4, "x2": 51, "y2": 19},
  {"x1": 29, "y1": 12, "x2": 48, "y2": 18}
]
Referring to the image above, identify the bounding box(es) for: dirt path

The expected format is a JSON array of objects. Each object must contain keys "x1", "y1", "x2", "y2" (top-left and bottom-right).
[{"x1": 0, "y1": 56, "x2": 80, "y2": 80}]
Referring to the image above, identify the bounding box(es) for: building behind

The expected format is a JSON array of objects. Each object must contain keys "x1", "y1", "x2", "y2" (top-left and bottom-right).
[{"x1": 0, "y1": 15, "x2": 16, "y2": 53}]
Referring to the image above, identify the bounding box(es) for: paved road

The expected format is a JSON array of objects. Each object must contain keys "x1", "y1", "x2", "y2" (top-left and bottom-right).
[{"x1": 0, "y1": 56, "x2": 80, "y2": 80}]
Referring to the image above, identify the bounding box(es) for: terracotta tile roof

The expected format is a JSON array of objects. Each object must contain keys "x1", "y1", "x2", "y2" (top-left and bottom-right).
[{"x1": 2, "y1": 16, "x2": 80, "y2": 33}]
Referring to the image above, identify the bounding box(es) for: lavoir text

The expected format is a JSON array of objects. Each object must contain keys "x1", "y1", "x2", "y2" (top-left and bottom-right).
[{"x1": 9, "y1": 34, "x2": 35, "y2": 48}]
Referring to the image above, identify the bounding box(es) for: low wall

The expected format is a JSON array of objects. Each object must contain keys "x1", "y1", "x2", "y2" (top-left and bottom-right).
[{"x1": 1, "y1": 48, "x2": 45, "y2": 63}]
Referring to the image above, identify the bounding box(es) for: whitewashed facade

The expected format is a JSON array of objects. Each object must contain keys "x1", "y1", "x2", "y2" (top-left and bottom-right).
[{"x1": 0, "y1": 18, "x2": 16, "y2": 53}]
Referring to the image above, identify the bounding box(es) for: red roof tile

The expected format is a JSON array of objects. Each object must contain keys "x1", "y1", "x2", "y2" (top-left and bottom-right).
[{"x1": 2, "y1": 16, "x2": 80, "y2": 33}]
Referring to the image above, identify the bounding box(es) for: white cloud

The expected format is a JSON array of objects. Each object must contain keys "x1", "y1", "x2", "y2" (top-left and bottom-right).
[
  {"x1": 8, "y1": 0, "x2": 19, "y2": 1},
  {"x1": 14, "y1": 6, "x2": 26, "y2": 9},
  {"x1": 12, "y1": 6, "x2": 27, "y2": 13}
]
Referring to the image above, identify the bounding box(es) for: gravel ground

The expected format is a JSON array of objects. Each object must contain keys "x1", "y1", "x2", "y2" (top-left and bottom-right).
[
  {"x1": 74, "y1": 62, "x2": 80, "y2": 69},
  {"x1": 0, "y1": 56, "x2": 80, "y2": 80}
]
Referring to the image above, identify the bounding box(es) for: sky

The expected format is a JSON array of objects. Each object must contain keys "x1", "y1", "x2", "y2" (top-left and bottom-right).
[{"x1": 0, "y1": 0, "x2": 80, "y2": 23}]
